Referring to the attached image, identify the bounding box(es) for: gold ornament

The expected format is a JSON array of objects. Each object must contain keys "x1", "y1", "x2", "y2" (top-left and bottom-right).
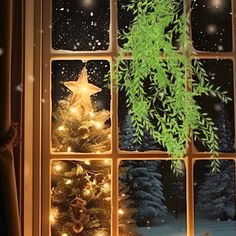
[
  {"x1": 64, "y1": 68, "x2": 101, "y2": 111},
  {"x1": 78, "y1": 126, "x2": 90, "y2": 139}
]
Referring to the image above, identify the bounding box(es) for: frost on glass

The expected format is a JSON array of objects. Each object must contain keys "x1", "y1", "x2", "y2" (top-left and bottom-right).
[
  {"x1": 51, "y1": 60, "x2": 111, "y2": 153},
  {"x1": 50, "y1": 160, "x2": 111, "y2": 236},
  {"x1": 194, "y1": 160, "x2": 236, "y2": 236},
  {"x1": 52, "y1": 0, "x2": 110, "y2": 51},
  {"x1": 119, "y1": 160, "x2": 186, "y2": 236},
  {"x1": 194, "y1": 59, "x2": 235, "y2": 153},
  {"x1": 191, "y1": 0, "x2": 232, "y2": 52}
]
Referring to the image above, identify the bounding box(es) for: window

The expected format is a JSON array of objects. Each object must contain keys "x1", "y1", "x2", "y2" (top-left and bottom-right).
[{"x1": 27, "y1": 0, "x2": 236, "y2": 235}]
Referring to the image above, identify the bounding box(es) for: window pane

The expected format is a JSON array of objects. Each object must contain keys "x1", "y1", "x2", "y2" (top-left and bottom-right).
[
  {"x1": 117, "y1": 0, "x2": 182, "y2": 49},
  {"x1": 194, "y1": 59, "x2": 235, "y2": 153},
  {"x1": 118, "y1": 60, "x2": 164, "y2": 152},
  {"x1": 194, "y1": 160, "x2": 236, "y2": 236},
  {"x1": 118, "y1": 94, "x2": 163, "y2": 152},
  {"x1": 51, "y1": 160, "x2": 111, "y2": 236},
  {"x1": 117, "y1": 0, "x2": 135, "y2": 48},
  {"x1": 191, "y1": 0, "x2": 232, "y2": 52},
  {"x1": 119, "y1": 160, "x2": 186, "y2": 236},
  {"x1": 51, "y1": 60, "x2": 111, "y2": 153},
  {"x1": 52, "y1": 0, "x2": 110, "y2": 51}
]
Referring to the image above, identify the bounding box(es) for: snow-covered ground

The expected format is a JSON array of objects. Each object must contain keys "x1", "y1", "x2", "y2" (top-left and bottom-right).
[{"x1": 136, "y1": 215, "x2": 236, "y2": 236}]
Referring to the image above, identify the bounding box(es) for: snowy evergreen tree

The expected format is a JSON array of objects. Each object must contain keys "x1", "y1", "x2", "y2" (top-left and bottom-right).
[
  {"x1": 119, "y1": 114, "x2": 161, "y2": 151},
  {"x1": 120, "y1": 160, "x2": 167, "y2": 226},
  {"x1": 215, "y1": 102, "x2": 235, "y2": 153},
  {"x1": 196, "y1": 160, "x2": 235, "y2": 220}
]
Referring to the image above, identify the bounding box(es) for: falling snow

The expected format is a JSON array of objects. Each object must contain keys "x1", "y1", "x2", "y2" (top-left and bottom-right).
[
  {"x1": 15, "y1": 84, "x2": 23, "y2": 92},
  {"x1": 192, "y1": 0, "x2": 232, "y2": 52},
  {"x1": 194, "y1": 59, "x2": 235, "y2": 152},
  {"x1": 52, "y1": 0, "x2": 110, "y2": 51},
  {"x1": 0, "y1": 48, "x2": 4, "y2": 56}
]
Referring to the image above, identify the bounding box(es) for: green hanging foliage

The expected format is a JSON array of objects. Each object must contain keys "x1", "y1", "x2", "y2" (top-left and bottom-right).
[{"x1": 114, "y1": 0, "x2": 231, "y2": 172}]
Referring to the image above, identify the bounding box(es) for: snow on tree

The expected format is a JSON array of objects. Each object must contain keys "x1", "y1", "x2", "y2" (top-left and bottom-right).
[
  {"x1": 120, "y1": 160, "x2": 167, "y2": 226},
  {"x1": 196, "y1": 160, "x2": 235, "y2": 220},
  {"x1": 119, "y1": 114, "x2": 161, "y2": 151},
  {"x1": 215, "y1": 102, "x2": 235, "y2": 153}
]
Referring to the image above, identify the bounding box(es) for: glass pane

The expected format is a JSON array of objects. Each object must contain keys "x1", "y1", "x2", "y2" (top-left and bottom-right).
[
  {"x1": 117, "y1": 0, "x2": 135, "y2": 48},
  {"x1": 118, "y1": 0, "x2": 182, "y2": 49},
  {"x1": 118, "y1": 60, "x2": 164, "y2": 152},
  {"x1": 194, "y1": 59, "x2": 235, "y2": 153},
  {"x1": 51, "y1": 60, "x2": 111, "y2": 153},
  {"x1": 119, "y1": 160, "x2": 186, "y2": 236},
  {"x1": 52, "y1": 0, "x2": 110, "y2": 51},
  {"x1": 51, "y1": 160, "x2": 111, "y2": 236},
  {"x1": 194, "y1": 160, "x2": 236, "y2": 236},
  {"x1": 191, "y1": 0, "x2": 232, "y2": 52}
]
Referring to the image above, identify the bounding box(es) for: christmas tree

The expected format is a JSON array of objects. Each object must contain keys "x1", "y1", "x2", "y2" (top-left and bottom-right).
[
  {"x1": 119, "y1": 114, "x2": 162, "y2": 152},
  {"x1": 120, "y1": 160, "x2": 167, "y2": 227},
  {"x1": 196, "y1": 160, "x2": 235, "y2": 220},
  {"x1": 52, "y1": 67, "x2": 111, "y2": 153},
  {"x1": 51, "y1": 160, "x2": 111, "y2": 236},
  {"x1": 215, "y1": 102, "x2": 235, "y2": 153}
]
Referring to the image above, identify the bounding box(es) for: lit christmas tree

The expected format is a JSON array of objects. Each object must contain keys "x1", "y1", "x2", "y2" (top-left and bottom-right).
[
  {"x1": 51, "y1": 160, "x2": 111, "y2": 236},
  {"x1": 52, "y1": 67, "x2": 111, "y2": 153}
]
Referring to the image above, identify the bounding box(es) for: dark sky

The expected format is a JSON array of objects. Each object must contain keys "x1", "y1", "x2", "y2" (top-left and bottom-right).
[{"x1": 52, "y1": 0, "x2": 110, "y2": 51}]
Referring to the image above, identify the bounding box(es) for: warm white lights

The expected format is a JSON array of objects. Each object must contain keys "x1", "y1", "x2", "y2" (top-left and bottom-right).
[
  {"x1": 65, "y1": 179, "x2": 72, "y2": 185},
  {"x1": 67, "y1": 146, "x2": 72, "y2": 152},
  {"x1": 210, "y1": 0, "x2": 224, "y2": 8},
  {"x1": 95, "y1": 230, "x2": 106, "y2": 236},
  {"x1": 95, "y1": 122, "x2": 102, "y2": 129},
  {"x1": 70, "y1": 107, "x2": 78, "y2": 113},
  {"x1": 55, "y1": 164, "x2": 62, "y2": 172},
  {"x1": 103, "y1": 183, "x2": 109, "y2": 189},
  {"x1": 49, "y1": 214, "x2": 56, "y2": 224},
  {"x1": 61, "y1": 233, "x2": 68, "y2": 236},
  {"x1": 118, "y1": 209, "x2": 124, "y2": 215},
  {"x1": 84, "y1": 160, "x2": 91, "y2": 165},
  {"x1": 58, "y1": 125, "x2": 65, "y2": 131},
  {"x1": 89, "y1": 111, "x2": 95, "y2": 117},
  {"x1": 50, "y1": 208, "x2": 58, "y2": 225},
  {"x1": 86, "y1": 189, "x2": 91, "y2": 195}
]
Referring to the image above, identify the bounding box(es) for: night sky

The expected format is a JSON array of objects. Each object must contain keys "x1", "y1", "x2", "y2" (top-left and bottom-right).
[
  {"x1": 52, "y1": 0, "x2": 110, "y2": 51},
  {"x1": 194, "y1": 59, "x2": 235, "y2": 152},
  {"x1": 191, "y1": 0, "x2": 232, "y2": 52}
]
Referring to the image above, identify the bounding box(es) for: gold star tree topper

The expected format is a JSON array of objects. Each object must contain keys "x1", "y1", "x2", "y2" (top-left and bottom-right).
[{"x1": 64, "y1": 67, "x2": 101, "y2": 111}]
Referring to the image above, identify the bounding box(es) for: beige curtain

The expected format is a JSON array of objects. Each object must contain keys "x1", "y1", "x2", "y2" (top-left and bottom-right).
[{"x1": 0, "y1": 0, "x2": 23, "y2": 235}]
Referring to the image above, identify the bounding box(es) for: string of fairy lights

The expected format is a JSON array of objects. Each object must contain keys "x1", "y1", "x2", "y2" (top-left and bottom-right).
[{"x1": 50, "y1": 160, "x2": 113, "y2": 236}]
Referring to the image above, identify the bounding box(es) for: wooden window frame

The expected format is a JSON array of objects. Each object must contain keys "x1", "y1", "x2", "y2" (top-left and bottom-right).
[{"x1": 24, "y1": 0, "x2": 236, "y2": 236}]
